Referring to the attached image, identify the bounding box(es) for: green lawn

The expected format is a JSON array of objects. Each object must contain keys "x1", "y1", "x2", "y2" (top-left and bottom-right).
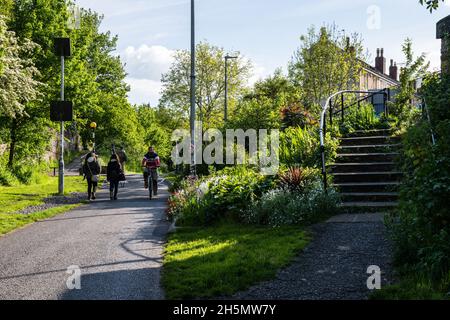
[
  {"x1": 0, "y1": 176, "x2": 86, "y2": 214},
  {"x1": 162, "y1": 224, "x2": 310, "y2": 299},
  {"x1": 0, "y1": 204, "x2": 81, "y2": 236},
  {"x1": 0, "y1": 176, "x2": 86, "y2": 236}
]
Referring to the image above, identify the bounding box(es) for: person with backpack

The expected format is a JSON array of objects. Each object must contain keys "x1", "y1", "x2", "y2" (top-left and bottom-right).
[
  {"x1": 107, "y1": 153, "x2": 124, "y2": 201},
  {"x1": 117, "y1": 146, "x2": 128, "y2": 173},
  {"x1": 83, "y1": 152, "x2": 101, "y2": 201}
]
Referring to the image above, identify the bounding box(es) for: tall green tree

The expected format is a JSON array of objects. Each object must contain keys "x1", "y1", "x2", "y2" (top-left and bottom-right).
[
  {"x1": 229, "y1": 69, "x2": 301, "y2": 131},
  {"x1": 0, "y1": 15, "x2": 42, "y2": 119},
  {"x1": 391, "y1": 38, "x2": 430, "y2": 126},
  {"x1": 288, "y1": 24, "x2": 365, "y2": 114},
  {"x1": 3, "y1": 0, "x2": 69, "y2": 166},
  {"x1": 160, "y1": 41, "x2": 251, "y2": 129},
  {"x1": 136, "y1": 105, "x2": 173, "y2": 163}
]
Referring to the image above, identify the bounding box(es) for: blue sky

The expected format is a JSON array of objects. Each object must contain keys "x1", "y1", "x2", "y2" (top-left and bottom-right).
[{"x1": 74, "y1": 0, "x2": 450, "y2": 106}]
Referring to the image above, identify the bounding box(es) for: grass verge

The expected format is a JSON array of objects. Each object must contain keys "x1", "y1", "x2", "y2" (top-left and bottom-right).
[
  {"x1": 162, "y1": 223, "x2": 309, "y2": 299},
  {"x1": 0, "y1": 204, "x2": 81, "y2": 236},
  {"x1": 370, "y1": 275, "x2": 450, "y2": 300},
  {"x1": 0, "y1": 176, "x2": 86, "y2": 214}
]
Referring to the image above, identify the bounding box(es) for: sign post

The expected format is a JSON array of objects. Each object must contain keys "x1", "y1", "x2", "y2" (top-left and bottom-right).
[{"x1": 53, "y1": 38, "x2": 72, "y2": 195}]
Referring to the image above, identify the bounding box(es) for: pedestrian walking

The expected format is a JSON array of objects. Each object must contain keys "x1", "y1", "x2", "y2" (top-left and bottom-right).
[
  {"x1": 107, "y1": 153, "x2": 124, "y2": 200},
  {"x1": 83, "y1": 152, "x2": 101, "y2": 201}
]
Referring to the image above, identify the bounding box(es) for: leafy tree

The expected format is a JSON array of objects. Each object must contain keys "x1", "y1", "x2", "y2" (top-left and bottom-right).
[
  {"x1": 160, "y1": 41, "x2": 251, "y2": 129},
  {"x1": 390, "y1": 38, "x2": 429, "y2": 127},
  {"x1": 0, "y1": 15, "x2": 42, "y2": 119},
  {"x1": 288, "y1": 24, "x2": 365, "y2": 114},
  {"x1": 1, "y1": 1, "x2": 138, "y2": 169},
  {"x1": 2, "y1": 0, "x2": 69, "y2": 167},
  {"x1": 419, "y1": 0, "x2": 445, "y2": 12},
  {"x1": 136, "y1": 105, "x2": 173, "y2": 163},
  {"x1": 229, "y1": 69, "x2": 301, "y2": 131}
]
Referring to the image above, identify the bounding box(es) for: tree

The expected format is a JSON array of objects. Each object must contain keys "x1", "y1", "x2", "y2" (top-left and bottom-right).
[
  {"x1": 390, "y1": 38, "x2": 430, "y2": 126},
  {"x1": 0, "y1": 15, "x2": 42, "y2": 119},
  {"x1": 160, "y1": 41, "x2": 251, "y2": 129},
  {"x1": 419, "y1": 0, "x2": 445, "y2": 12},
  {"x1": 228, "y1": 69, "x2": 301, "y2": 131},
  {"x1": 136, "y1": 105, "x2": 173, "y2": 163},
  {"x1": 288, "y1": 24, "x2": 365, "y2": 114}
]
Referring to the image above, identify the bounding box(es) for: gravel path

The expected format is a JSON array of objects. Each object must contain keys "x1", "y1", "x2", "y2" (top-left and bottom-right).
[
  {"x1": 16, "y1": 193, "x2": 87, "y2": 215},
  {"x1": 0, "y1": 174, "x2": 170, "y2": 300},
  {"x1": 231, "y1": 220, "x2": 394, "y2": 300}
]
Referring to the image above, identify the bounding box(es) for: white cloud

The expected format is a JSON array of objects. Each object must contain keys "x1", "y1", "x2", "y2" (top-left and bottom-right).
[
  {"x1": 248, "y1": 62, "x2": 268, "y2": 86},
  {"x1": 122, "y1": 45, "x2": 175, "y2": 81},
  {"x1": 125, "y1": 78, "x2": 163, "y2": 106},
  {"x1": 121, "y1": 44, "x2": 175, "y2": 105}
]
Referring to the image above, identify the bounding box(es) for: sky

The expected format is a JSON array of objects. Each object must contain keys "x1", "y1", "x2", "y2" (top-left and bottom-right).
[{"x1": 74, "y1": 0, "x2": 450, "y2": 106}]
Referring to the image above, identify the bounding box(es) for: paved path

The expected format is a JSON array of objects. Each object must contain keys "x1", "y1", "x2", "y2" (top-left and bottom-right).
[
  {"x1": 232, "y1": 215, "x2": 393, "y2": 300},
  {"x1": 0, "y1": 175, "x2": 170, "y2": 300}
]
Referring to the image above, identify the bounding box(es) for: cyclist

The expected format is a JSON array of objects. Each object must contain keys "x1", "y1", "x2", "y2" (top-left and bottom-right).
[{"x1": 142, "y1": 146, "x2": 160, "y2": 194}]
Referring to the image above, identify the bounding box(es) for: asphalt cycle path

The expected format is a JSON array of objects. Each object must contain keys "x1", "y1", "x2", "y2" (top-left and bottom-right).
[{"x1": 0, "y1": 174, "x2": 170, "y2": 300}]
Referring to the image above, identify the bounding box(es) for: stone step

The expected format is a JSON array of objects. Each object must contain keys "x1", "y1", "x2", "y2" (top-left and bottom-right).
[
  {"x1": 344, "y1": 129, "x2": 394, "y2": 137},
  {"x1": 334, "y1": 181, "x2": 400, "y2": 193},
  {"x1": 339, "y1": 135, "x2": 401, "y2": 146},
  {"x1": 340, "y1": 192, "x2": 398, "y2": 202},
  {"x1": 339, "y1": 201, "x2": 398, "y2": 213},
  {"x1": 336, "y1": 152, "x2": 400, "y2": 163},
  {"x1": 338, "y1": 144, "x2": 401, "y2": 154},
  {"x1": 327, "y1": 213, "x2": 385, "y2": 223},
  {"x1": 333, "y1": 171, "x2": 402, "y2": 183},
  {"x1": 330, "y1": 162, "x2": 396, "y2": 173}
]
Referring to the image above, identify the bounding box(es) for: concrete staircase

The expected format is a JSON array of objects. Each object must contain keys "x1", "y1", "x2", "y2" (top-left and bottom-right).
[{"x1": 330, "y1": 129, "x2": 402, "y2": 213}]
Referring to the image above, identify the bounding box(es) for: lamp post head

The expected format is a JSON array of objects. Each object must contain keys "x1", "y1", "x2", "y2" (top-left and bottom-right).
[
  {"x1": 90, "y1": 122, "x2": 97, "y2": 130},
  {"x1": 225, "y1": 55, "x2": 238, "y2": 60}
]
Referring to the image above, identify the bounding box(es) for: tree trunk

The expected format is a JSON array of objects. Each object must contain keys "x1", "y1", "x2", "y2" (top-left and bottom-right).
[{"x1": 8, "y1": 119, "x2": 17, "y2": 168}]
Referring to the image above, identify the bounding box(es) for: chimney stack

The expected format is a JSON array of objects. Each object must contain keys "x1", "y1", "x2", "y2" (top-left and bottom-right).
[
  {"x1": 375, "y1": 48, "x2": 386, "y2": 74},
  {"x1": 389, "y1": 59, "x2": 398, "y2": 81}
]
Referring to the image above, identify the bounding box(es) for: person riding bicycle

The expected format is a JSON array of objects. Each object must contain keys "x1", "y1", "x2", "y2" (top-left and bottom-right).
[{"x1": 142, "y1": 146, "x2": 160, "y2": 194}]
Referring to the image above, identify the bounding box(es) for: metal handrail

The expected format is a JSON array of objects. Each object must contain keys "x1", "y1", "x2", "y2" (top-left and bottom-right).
[
  {"x1": 418, "y1": 95, "x2": 436, "y2": 145},
  {"x1": 331, "y1": 88, "x2": 389, "y2": 117},
  {"x1": 319, "y1": 89, "x2": 389, "y2": 191}
]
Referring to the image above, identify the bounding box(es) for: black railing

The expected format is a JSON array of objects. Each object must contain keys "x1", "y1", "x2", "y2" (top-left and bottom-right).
[
  {"x1": 418, "y1": 96, "x2": 436, "y2": 145},
  {"x1": 319, "y1": 89, "x2": 390, "y2": 192}
]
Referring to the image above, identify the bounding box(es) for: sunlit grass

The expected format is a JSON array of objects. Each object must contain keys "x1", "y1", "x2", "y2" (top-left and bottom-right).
[
  {"x1": 0, "y1": 176, "x2": 85, "y2": 214},
  {"x1": 0, "y1": 204, "x2": 81, "y2": 236},
  {"x1": 162, "y1": 224, "x2": 309, "y2": 299}
]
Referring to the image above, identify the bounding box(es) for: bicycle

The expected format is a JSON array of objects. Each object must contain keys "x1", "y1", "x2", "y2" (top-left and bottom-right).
[{"x1": 144, "y1": 166, "x2": 158, "y2": 200}]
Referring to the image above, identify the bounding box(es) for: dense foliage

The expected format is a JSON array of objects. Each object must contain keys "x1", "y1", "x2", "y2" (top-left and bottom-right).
[
  {"x1": 289, "y1": 24, "x2": 365, "y2": 114},
  {"x1": 387, "y1": 73, "x2": 450, "y2": 296},
  {"x1": 160, "y1": 42, "x2": 251, "y2": 129}
]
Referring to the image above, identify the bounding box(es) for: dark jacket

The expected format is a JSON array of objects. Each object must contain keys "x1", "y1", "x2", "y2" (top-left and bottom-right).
[
  {"x1": 107, "y1": 160, "x2": 122, "y2": 181},
  {"x1": 83, "y1": 158, "x2": 101, "y2": 178}
]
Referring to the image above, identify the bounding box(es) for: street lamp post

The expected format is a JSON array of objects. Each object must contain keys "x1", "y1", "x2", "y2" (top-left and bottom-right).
[
  {"x1": 190, "y1": 0, "x2": 196, "y2": 176},
  {"x1": 58, "y1": 54, "x2": 65, "y2": 195},
  {"x1": 224, "y1": 55, "x2": 238, "y2": 122},
  {"x1": 90, "y1": 122, "x2": 97, "y2": 152}
]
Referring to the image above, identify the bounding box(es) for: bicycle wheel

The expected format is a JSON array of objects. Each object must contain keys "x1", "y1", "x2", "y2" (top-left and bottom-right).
[{"x1": 148, "y1": 175, "x2": 152, "y2": 199}]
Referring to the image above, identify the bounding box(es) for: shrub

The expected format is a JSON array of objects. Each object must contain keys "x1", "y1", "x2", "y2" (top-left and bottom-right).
[
  {"x1": 0, "y1": 165, "x2": 18, "y2": 186},
  {"x1": 241, "y1": 187, "x2": 340, "y2": 227},
  {"x1": 278, "y1": 166, "x2": 320, "y2": 193},
  {"x1": 387, "y1": 73, "x2": 450, "y2": 292},
  {"x1": 167, "y1": 166, "x2": 276, "y2": 226},
  {"x1": 339, "y1": 102, "x2": 389, "y2": 134},
  {"x1": 279, "y1": 126, "x2": 338, "y2": 167}
]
